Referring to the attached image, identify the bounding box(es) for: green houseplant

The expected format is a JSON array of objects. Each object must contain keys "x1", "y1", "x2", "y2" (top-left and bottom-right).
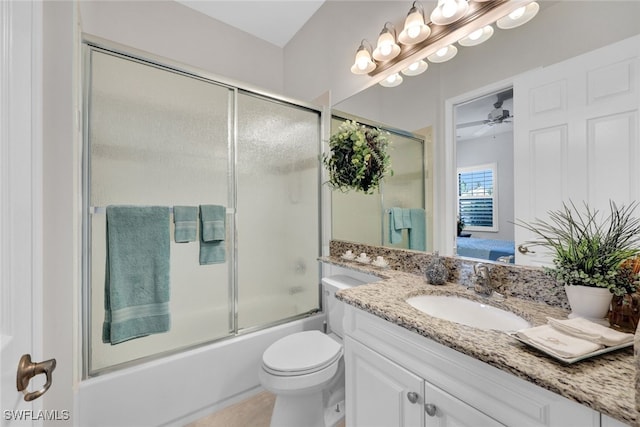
[
  {"x1": 516, "y1": 201, "x2": 640, "y2": 319},
  {"x1": 322, "y1": 120, "x2": 392, "y2": 194}
]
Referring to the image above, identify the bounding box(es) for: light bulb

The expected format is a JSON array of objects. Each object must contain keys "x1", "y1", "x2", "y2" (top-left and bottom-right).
[
  {"x1": 468, "y1": 28, "x2": 483, "y2": 41},
  {"x1": 441, "y1": 0, "x2": 458, "y2": 18},
  {"x1": 386, "y1": 74, "x2": 398, "y2": 84},
  {"x1": 356, "y1": 58, "x2": 368, "y2": 71},
  {"x1": 436, "y1": 46, "x2": 449, "y2": 57},
  {"x1": 509, "y1": 6, "x2": 525, "y2": 20},
  {"x1": 407, "y1": 25, "x2": 421, "y2": 39},
  {"x1": 380, "y1": 43, "x2": 392, "y2": 56},
  {"x1": 408, "y1": 62, "x2": 420, "y2": 72}
]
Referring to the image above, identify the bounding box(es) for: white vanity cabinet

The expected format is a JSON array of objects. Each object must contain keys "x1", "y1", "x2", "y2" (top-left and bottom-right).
[
  {"x1": 346, "y1": 336, "x2": 504, "y2": 427},
  {"x1": 343, "y1": 305, "x2": 605, "y2": 427},
  {"x1": 345, "y1": 337, "x2": 424, "y2": 426}
]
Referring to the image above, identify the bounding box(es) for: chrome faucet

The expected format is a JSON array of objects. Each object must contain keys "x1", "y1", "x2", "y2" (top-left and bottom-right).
[{"x1": 473, "y1": 263, "x2": 493, "y2": 296}]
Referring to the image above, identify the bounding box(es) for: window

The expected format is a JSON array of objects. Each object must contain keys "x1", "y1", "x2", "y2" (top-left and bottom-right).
[{"x1": 457, "y1": 163, "x2": 498, "y2": 232}]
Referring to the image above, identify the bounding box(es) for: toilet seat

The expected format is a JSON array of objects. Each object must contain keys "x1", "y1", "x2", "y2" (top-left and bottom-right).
[{"x1": 262, "y1": 331, "x2": 343, "y2": 376}]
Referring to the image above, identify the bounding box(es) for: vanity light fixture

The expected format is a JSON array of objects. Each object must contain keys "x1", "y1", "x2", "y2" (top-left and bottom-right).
[
  {"x1": 398, "y1": 2, "x2": 431, "y2": 45},
  {"x1": 458, "y1": 25, "x2": 494, "y2": 47},
  {"x1": 351, "y1": 1, "x2": 540, "y2": 87},
  {"x1": 350, "y1": 39, "x2": 376, "y2": 75},
  {"x1": 372, "y1": 22, "x2": 401, "y2": 62},
  {"x1": 379, "y1": 73, "x2": 404, "y2": 88},
  {"x1": 430, "y1": 0, "x2": 469, "y2": 26},
  {"x1": 427, "y1": 45, "x2": 458, "y2": 63},
  {"x1": 497, "y1": 2, "x2": 539, "y2": 29},
  {"x1": 401, "y1": 59, "x2": 428, "y2": 76}
]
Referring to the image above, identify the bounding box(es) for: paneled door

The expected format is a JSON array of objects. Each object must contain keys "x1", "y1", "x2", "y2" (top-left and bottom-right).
[
  {"x1": 514, "y1": 35, "x2": 640, "y2": 266},
  {"x1": 1, "y1": 1, "x2": 50, "y2": 425}
]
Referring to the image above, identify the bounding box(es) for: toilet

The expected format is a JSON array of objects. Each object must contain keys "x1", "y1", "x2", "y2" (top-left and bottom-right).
[{"x1": 259, "y1": 274, "x2": 367, "y2": 427}]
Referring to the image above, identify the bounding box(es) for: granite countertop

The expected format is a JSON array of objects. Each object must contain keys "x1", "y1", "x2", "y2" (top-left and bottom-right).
[{"x1": 322, "y1": 256, "x2": 636, "y2": 425}]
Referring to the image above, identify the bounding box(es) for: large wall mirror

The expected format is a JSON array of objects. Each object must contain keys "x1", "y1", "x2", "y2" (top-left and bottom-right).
[{"x1": 331, "y1": 1, "x2": 640, "y2": 266}]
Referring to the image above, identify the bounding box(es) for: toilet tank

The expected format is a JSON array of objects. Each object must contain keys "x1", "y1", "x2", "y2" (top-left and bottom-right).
[{"x1": 322, "y1": 273, "x2": 379, "y2": 338}]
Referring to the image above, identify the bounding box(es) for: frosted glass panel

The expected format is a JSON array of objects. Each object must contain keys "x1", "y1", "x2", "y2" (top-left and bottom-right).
[
  {"x1": 236, "y1": 93, "x2": 321, "y2": 330},
  {"x1": 88, "y1": 50, "x2": 232, "y2": 372}
]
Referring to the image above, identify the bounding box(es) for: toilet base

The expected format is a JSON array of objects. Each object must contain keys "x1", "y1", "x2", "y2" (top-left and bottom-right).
[
  {"x1": 324, "y1": 399, "x2": 345, "y2": 427},
  {"x1": 269, "y1": 393, "x2": 345, "y2": 427}
]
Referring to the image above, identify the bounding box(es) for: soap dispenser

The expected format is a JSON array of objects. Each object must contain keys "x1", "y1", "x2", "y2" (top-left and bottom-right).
[{"x1": 425, "y1": 251, "x2": 448, "y2": 285}]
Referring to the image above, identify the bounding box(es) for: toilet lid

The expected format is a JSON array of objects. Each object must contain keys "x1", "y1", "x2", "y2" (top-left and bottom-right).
[{"x1": 263, "y1": 331, "x2": 343, "y2": 376}]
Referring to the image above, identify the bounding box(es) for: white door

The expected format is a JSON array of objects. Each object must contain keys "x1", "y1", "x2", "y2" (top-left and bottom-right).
[
  {"x1": 514, "y1": 35, "x2": 640, "y2": 266},
  {"x1": 345, "y1": 337, "x2": 424, "y2": 427},
  {"x1": 1, "y1": 1, "x2": 53, "y2": 425}
]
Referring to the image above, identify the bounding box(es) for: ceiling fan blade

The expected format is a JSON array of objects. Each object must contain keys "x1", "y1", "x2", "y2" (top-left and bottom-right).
[{"x1": 456, "y1": 120, "x2": 488, "y2": 129}]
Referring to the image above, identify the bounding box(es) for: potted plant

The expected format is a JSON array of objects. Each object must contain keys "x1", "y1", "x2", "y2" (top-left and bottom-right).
[
  {"x1": 515, "y1": 201, "x2": 640, "y2": 320},
  {"x1": 609, "y1": 256, "x2": 640, "y2": 332},
  {"x1": 322, "y1": 120, "x2": 392, "y2": 194}
]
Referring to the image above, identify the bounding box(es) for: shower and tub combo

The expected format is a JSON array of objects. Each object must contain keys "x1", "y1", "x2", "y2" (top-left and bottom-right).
[{"x1": 78, "y1": 39, "x2": 325, "y2": 426}]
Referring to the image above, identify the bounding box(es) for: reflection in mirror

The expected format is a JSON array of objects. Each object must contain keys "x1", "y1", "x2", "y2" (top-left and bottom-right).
[
  {"x1": 330, "y1": 2, "x2": 640, "y2": 266},
  {"x1": 455, "y1": 87, "x2": 515, "y2": 263},
  {"x1": 330, "y1": 113, "x2": 429, "y2": 251}
]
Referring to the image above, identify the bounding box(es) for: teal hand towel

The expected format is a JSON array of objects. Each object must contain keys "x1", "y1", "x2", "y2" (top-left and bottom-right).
[
  {"x1": 389, "y1": 207, "x2": 410, "y2": 244},
  {"x1": 408, "y1": 208, "x2": 426, "y2": 251},
  {"x1": 200, "y1": 205, "x2": 226, "y2": 242},
  {"x1": 173, "y1": 206, "x2": 198, "y2": 243},
  {"x1": 199, "y1": 205, "x2": 226, "y2": 265},
  {"x1": 389, "y1": 207, "x2": 402, "y2": 244},
  {"x1": 103, "y1": 206, "x2": 171, "y2": 345}
]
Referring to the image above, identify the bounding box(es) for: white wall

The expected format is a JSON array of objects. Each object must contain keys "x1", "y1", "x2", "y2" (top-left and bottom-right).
[
  {"x1": 79, "y1": 1, "x2": 285, "y2": 94},
  {"x1": 42, "y1": 1, "x2": 76, "y2": 421}
]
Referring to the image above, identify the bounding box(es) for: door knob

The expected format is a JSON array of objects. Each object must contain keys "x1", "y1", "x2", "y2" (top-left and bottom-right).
[
  {"x1": 16, "y1": 354, "x2": 56, "y2": 402},
  {"x1": 517, "y1": 244, "x2": 535, "y2": 254}
]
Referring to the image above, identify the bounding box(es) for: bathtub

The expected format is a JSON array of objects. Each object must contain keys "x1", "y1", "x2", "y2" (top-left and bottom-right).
[{"x1": 76, "y1": 313, "x2": 325, "y2": 426}]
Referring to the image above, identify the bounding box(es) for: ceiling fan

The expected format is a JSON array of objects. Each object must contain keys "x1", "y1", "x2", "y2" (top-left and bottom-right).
[{"x1": 456, "y1": 89, "x2": 513, "y2": 137}]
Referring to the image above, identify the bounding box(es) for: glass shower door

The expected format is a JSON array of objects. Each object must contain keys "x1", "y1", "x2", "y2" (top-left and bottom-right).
[
  {"x1": 235, "y1": 92, "x2": 321, "y2": 330},
  {"x1": 86, "y1": 49, "x2": 234, "y2": 373}
]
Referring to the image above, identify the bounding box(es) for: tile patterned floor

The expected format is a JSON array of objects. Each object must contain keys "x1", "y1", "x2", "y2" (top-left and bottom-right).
[
  {"x1": 187, "y1": 391, "x2": 346, "y2": 427},
  {"x1": 187, "y1": 391, "x2": 275, "y2": 427}
]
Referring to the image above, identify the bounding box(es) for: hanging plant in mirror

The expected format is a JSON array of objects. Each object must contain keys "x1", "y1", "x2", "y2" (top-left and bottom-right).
[{"x1": 323, "y1": 120, "x2": 393, "y2": 194}]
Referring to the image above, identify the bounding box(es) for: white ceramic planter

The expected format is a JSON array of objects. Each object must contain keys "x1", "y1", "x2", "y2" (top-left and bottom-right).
[{"x1": 564, "y1": 284, "x2": 613, "y2": 322}]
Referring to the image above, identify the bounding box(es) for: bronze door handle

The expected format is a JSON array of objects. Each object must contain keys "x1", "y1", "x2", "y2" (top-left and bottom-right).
[{"x1": 16, "y1": 354, "x2": 57, "y2": 401}]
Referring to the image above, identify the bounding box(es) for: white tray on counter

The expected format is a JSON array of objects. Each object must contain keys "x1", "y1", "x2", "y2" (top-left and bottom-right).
[{"x1": 507, "y1": 332, "x2": 633, "y2": 364}]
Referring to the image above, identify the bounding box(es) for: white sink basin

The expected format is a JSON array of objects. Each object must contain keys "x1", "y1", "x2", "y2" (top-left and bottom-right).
[{"x1": 406, "y1": 295, "x2": 531, "y2": 331}]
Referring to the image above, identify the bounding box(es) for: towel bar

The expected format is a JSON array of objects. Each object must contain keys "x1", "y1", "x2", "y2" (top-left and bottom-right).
[{"x1": 89, "y1": 206, "x2": 235, "y2": 215}]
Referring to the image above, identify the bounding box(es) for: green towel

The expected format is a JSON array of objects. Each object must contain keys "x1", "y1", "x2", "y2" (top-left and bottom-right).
[
  {"x1": 103, "y1": 206, "x2": 171, "y2": 345},
  {"x1": 408, "y1": 208, "x2": 426, "y2": 251},
  {"x1": 173, "y1": 206, "x2": 197, "y2": 243},
  {"x1": 199, "y1": 205, "x2": 226, "y2": 265},
  {"x1": 389, "y1": 207, "x2": 407, "y2": 244}
]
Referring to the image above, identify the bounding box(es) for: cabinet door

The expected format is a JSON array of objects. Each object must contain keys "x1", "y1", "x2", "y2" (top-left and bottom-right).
[
  {"x1": 345, "y1": 337, "x2": 424, "y2": 427},
  {"x1": 424, "y1": 381, "x2": 505, "y2": 427}
]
